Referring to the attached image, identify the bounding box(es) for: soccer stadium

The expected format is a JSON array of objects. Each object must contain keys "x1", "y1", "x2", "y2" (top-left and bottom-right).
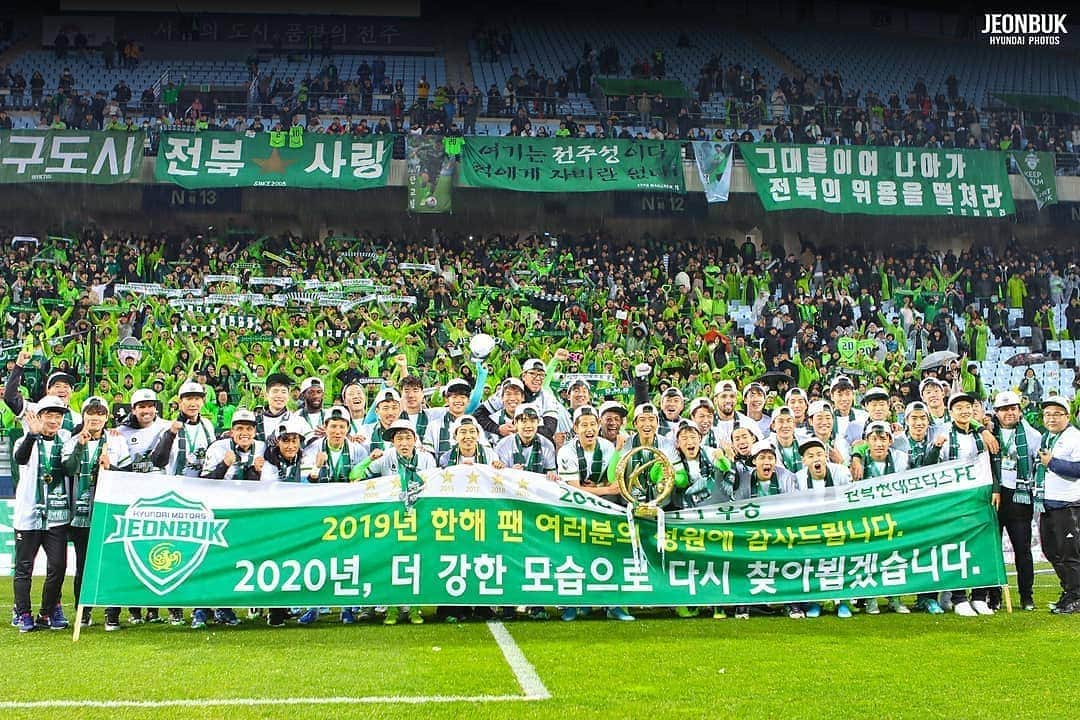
[{"x1": 2, "y1": 1, "x2": 1079, "y2": 718}]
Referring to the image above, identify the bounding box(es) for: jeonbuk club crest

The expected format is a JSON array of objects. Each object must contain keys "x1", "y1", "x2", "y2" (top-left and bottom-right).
[{"x1": 104, "y1": 492, "x2": 229, "y2": 596}]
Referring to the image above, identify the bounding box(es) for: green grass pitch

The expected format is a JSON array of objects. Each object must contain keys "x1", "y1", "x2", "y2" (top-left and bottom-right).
[{"x1": 2, "y1": 569, "x2": 1076, "y2": 720}]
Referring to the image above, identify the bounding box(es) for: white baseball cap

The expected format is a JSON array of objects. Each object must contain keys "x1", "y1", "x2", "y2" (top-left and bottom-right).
[
  {"x1": 277, "y1": 417, "x2": 310, "y2": 438},
  {"x1": 993, "y1": 391, "x2": 1022, "y2": 409},
  {"x1": 130, "y1": 388, "x2": 157, "y2": 406},
  {"x1": 749, "y1": 439, "x2": 776, "y2": 457},
  {"x1": 713, "y1": 379, "x2": 738, "y2": 396},
  {"x1": 807, "y1": 400, "x2": 833, "y2": 417},
  {"x1": 231, "y1": 409, "x2": 257, "y2": 426},
  {"x1": 373, "y1": 388, "x2": 402, "y2": 405},
  {"x1": 598, "y1": 400, "x2": 628, "y2": 417},
  {"x1": 443, "y1": 378, "x2": 471, "y2": 396},
  {"x1": 687, "y1": 397, "x2": 715, "y2": 416},
  {"x1": 178, "y1": 381, "x2": 205, "y2": 397},
  {"x1": 633, "y1": 403, "x2": 659, "y2": 421},
  {"x1": 37, "y1": 396, "x2": 68, "y2": 414},
  {"x1": 501, "y1": 377, "x2": 525, "y2": 394},
  {"x1": 450, "y1": 415, "x2": 483, "y2": 442},
  {"x1": 514, "y1": 403, "x2": 541, "y2": 420},
  {"x1": 384, "y1": 418, "x2": 417, "y2": 439},
  {"x1": 522, "y1": 358, "x2": 546, "y2": 373},
  {"x1": 81, "y1": 396, "x2": 109, "y2": 414},
  {"x1": 863, "y1": 420, "x2": 893, "y2": 438},
  {"x1": 299, "y1": 377, "x2": 323, "y2": 395}
]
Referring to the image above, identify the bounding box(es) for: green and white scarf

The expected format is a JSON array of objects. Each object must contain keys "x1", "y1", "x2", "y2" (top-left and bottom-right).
[{"x1": 71, "y1": 437, "x2": 105, "y2": 528}]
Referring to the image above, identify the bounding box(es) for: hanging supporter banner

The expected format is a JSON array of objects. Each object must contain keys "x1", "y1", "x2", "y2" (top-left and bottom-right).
[
  {"x1": 80, "y1": 457, "x2": 1003, "y2": 608},
  {"x1": 692, "y1": 141, "x2": 734, "y2": 202},
  {"x1": 460, "y1": 137, "x2": 686, "y2": 193},
  {"x1": 155, "y1": 132, "x2": 393, "y2": 189},
  {"x1": 837, "y1": 337, "x2": 879, "y2": 362},
  {"x1": 1010, "y1": 150, "x2": 1057, "y2": 210},
  {"x1": 0, "y1": 131, "x2": 144, "y2": 184},
  {"x1": 738, "y1": 144, "x2": 1015, "y2": 217},
  {"x1": 406, "y1": 134, "x2": 455, "y2": 213}
]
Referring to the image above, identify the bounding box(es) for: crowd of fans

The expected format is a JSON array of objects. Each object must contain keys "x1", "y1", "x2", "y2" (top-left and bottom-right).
[
  {"x1": 3, "y1": 33, "x2": 1080, "y2": 161},
  {"x1": 5, "y1": 225, "x2": 1080, "y2": 630},
  {"x1": 3, "y1": 226, "x2": 1079, "y2": 425}
]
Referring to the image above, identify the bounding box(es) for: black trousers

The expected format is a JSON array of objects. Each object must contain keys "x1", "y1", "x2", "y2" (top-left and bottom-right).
[
  {"x1": 13, "y1": 526, "x2": 69, "y2": 615},
  {"x1": 992, "y1": 488, "x2": 1035, "y2": 604},
  {"x1": 1040, "y1": 505, "x2": 1080, "y2": 603},
  {"x1": 68, "y1": 525, "x2": 90, "y2": 604}
]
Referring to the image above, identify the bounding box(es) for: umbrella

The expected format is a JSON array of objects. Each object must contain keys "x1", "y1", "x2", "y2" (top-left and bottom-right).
[
  {"x1": 1005, "y1": 352, "x2": 1048, "y2": 367},
  {"x1": 756, "y1": 371, "x2": 796, "y2": 389},
  {"x1": 919, "y1": 350, "x2": 959, "y2": 370}
]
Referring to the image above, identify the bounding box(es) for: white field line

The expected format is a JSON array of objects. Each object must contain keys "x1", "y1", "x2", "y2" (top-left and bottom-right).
[
  {"x1": 0, "y1": 696, "x2": 536, "y2": 710},
  {"x1": 1, "y1": 622, "x2": 551, "y2": 709},
  {"x1": 487, "y1": 621, "x2": 552, "y2": 700}
]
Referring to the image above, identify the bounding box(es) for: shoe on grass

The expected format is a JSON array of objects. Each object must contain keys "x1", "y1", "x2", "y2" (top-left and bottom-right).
[
  {"x1": 675, "y1": 606, "x2": 699, "y2": 619},
  {"x1": 865, "y1": 598, "x2": 880, "y2": 615},
  {"x1": 606, "y1": 607, "x2": 635, "y2": 622},
  {"x1": 837, "y1": 602, "x2": 853, "y2": 619},
  {"x1": 190, "y1": 609, "x2": 208, "y2": 629},
  {"x1": 409, "y1": 609, "x2": 424, "y2": 625},
  {"x1": 953, "y1": 601, "x2": 978, "y2": 617},
  {"x1": 49, "y1": 604, "x2": 69, "y2": 630},
  {"x1": 805, "y1": 603, "x2": 822, "y2": 619},
  {"x1": 888, "y1": 598, "x2": 911, "y2": 614},
  {"x1": 297, "y1": 608, "x2": 318, "y2": 625},
  {"x1": 970, "y1": 600, "x2": 995, "y2": 616},
  {"x1": 561, "y1": 607, "x2": 578, "y2": 622},
  {"x1": 384, "y1": 607, "x2": 400, "y2": 625}
]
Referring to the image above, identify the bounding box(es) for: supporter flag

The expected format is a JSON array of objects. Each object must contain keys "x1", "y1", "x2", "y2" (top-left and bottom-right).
[
  {"x1": 407, "y1": 135, "x2": 455, "y2": 214},
  {"x1": 692, "y1": 141, "x2": 733, "y2": 203},
  {"x1": 1010, "y1": 150, "x2": 1057, "y2": 210}
]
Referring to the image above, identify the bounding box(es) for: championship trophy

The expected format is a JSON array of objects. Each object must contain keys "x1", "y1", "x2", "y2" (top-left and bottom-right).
[{"x1": 613, "y1": 445, "x2": 675, "y2": 518}]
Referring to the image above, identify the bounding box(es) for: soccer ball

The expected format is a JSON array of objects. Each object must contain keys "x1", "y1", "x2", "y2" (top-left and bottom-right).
[{"x1": 424, "y1": 195, "x2": 439, "y2": 207}]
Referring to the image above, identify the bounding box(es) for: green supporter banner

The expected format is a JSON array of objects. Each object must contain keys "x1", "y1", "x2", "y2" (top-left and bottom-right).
[
  {"x1": 80, "y1": 457, "x2": 1004, "y2": 608},
  {"x1": 738, "y1": 144, "x2": 1015, "y2": 217},
  {"x1": 0, "y1": 130, "x2": 144, "y2": 184},
  {"x1": 460, "y1": 137, "x2": 686, "y2": 194},
  {"x1": 406, "y1": 134, "x2": 455, "y2": 213},
  {"x1": 155, "y1": 131, "x2": 393, "y2": 189},
  {"x1": 837, "y1": 337, "x2": 878, "y2": 362},
  {"x1": 1010, "y1": 150, "x2": 1057, "y2": 210}
]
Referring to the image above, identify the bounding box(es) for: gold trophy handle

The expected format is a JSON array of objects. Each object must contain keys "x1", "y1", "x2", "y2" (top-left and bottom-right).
[{"x1": 614, "y1": 445, "x2": 675, "y2": 519}]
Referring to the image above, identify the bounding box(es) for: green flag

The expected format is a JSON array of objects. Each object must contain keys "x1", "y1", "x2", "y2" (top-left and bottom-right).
[{"x1": 1010, "y1": 150, "x2": 1057, "y2": 210}]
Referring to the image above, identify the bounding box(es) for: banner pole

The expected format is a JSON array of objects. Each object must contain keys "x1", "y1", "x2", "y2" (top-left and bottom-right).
[
  {"x1": 73, "y1": 604, "x2": 87, "y2": 641},
  {"x1": 1002, "y1": 585, "x2": 1013, "y2": 614}
]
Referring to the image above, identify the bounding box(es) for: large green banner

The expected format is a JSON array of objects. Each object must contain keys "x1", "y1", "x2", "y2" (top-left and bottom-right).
[
  {"x1": 155, "y1": 131, "x2": 393, "y2": 189},
  {"x1": 739, "y1": 144, "x2": 1015, "y2": 217},
  {"x1": 0, "y1": 130, "x2": 144, "y2": 184},
  {"x1": 80, "y1": 457, "x2": 1003, "y2": 607},
  {"x1": 460, "y1": 137, "x2": 685, "y2": 193}
]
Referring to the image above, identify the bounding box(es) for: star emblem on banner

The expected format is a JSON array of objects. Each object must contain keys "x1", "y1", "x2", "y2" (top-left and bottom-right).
[
  {"x1": 252, "y1": 148, "x2": 297, "y2": 174},
  {"x1": 491, "y1": 473, "x2": 506, "y2": 493}
]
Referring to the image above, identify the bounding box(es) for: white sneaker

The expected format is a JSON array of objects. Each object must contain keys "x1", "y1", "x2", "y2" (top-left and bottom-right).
[
  {"x1": 970, "y1": 600, "x2": 994, "y2": 616},
  {"x1": 953, "y1": 601, "x2": 978, "y2": 617}
]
